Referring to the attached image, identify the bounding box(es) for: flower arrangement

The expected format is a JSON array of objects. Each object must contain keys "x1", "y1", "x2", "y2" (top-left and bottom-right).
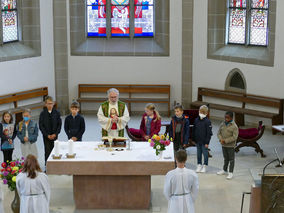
[
  {"x1": 148, "y1": 134, "x2": 171, "y2": 156},
  {"x1": 0, "y1": 157, "x2": 25, "y2": 191}
]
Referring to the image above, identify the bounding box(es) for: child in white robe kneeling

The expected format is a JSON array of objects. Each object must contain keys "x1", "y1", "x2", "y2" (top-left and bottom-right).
[
  {"x1": 164, "y1": 150, "x2": 199, "y2": 213},
  {"x1": 16, "y1": 155, "x2": 50, "y2": 213}
]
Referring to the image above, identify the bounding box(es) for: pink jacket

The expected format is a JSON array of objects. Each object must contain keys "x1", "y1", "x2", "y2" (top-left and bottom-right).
[{"x1": 139, "y1": 112, "x2": 161, "y2": 138}]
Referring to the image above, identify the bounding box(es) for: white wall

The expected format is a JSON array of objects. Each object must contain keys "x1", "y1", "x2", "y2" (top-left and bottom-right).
[
  {"x1": 0, "y1": 0, "x2": 55, "y2": 110},
  {"x1": 67, "y1": 1, "x2": 183, "y2": 111},
  {"x1": 192, "y1": 0, "x2": 284, "y2": 125}
]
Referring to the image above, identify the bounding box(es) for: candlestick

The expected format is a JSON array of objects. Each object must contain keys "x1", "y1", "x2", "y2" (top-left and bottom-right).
[{"x1": 54, "y1": 140, "x2": 60, "y2": 156}]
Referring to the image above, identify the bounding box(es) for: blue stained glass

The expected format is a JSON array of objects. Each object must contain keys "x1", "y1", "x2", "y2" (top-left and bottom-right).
[
  {"x1": 87, "y1": 0, "x2": 107, "y2": 37},
  {"x1": 134, "y1": 0, "x2": 154, "y2": 37}
]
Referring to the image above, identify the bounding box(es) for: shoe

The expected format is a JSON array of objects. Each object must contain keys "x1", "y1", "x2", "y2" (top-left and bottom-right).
[
  {"x1": 226, "y1": 173, "x2": 233, "y2": 180},
  {"x1": 196, "y1": 164, "x2": 202, "y2": 173},
  {"x1": 200, "y1": 165, "x2": 207, "y2": 173},
  {"x1": 217, "y1": 170, "x2": 226, "y2": 175}
]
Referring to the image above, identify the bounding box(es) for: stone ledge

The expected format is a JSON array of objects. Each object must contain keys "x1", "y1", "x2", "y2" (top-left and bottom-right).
[
  {"x1": 208, "y1": 45, "x2": 274, "y2": 67},
  {"x1": 0, "y1": 42, "x2": 40, "y2": 62},
  {"x1": 71, "y1": 38, "x2": 169, "y2": 56}
]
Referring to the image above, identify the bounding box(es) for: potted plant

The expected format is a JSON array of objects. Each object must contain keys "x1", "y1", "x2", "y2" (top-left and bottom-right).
[{"x1": 149, "y1": 134, "x2": 171, "y2": 159}]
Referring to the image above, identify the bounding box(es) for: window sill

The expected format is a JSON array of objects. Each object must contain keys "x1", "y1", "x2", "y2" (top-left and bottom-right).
[
  {"x1": 208, "y1": 44, "x2": 274, "y2": 67},
  {"x1": 0, "y1": 42, "x2": 40, "y2": 62},
  {"x1": 71, "y1": 38, "x2": 169, "y2": 57}
]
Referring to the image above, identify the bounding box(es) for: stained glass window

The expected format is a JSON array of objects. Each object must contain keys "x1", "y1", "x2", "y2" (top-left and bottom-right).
[
  {"x1": 228, "y1": 8, "x2": 246, "y2": 44},
  {"x1": 1, "y1": 0, "x2": 18, "y2": 43},
  {"x1": 227, "y1": 0, "x2": 269, "y2": 46},
  {"x1": 134, "y1": 0, "x2": 154, "y2": 37},
  {"x1": 111, "y1": 0, "x2": 130, "y2": 37},
  {"x1": 87, "y1": 0, "x2": 107, "y2": 37},
  {"x1": 249, "y1": 0, "x2": 269, "y2": 46}
]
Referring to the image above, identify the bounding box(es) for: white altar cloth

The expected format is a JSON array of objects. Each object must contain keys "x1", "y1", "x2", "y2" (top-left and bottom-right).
[{"x1": 47, "y1": 142, "x2": 174, "y2": 162}]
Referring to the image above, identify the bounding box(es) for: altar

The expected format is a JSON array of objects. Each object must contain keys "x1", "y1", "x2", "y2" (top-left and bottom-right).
[{"x1": 46, "y1": 142, "x2": 175, "y2": 209}]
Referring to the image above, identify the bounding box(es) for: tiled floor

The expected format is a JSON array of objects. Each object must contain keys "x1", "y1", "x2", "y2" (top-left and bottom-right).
[{"x1": 1, "y1": 115, "x2": 284, "y2": 213}]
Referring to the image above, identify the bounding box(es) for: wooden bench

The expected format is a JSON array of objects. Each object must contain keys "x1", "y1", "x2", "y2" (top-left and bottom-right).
[
  {"x1": 191, "y1": 87, "x2": 284, "y2": 134},
  {"x1": 77, "y1": 84, "x2": 171, "y2": 116},
  {"x1": 0, "y1": 87, "x2": 49, "y2": 124}
]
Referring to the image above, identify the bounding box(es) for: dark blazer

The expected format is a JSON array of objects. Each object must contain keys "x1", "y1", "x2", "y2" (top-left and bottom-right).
[
  {"x1": 39, "y1": 107, "x2": 62, "y2": 139},
  {"x1": 64, "y1": 114, "x2": 85, "y2": 141},
  {"x1": 169, "y1": 115, "x2": 190, "y2": 145},
  {"x1": 192, "y1": 117, "x2": 213, "y2": 145}
]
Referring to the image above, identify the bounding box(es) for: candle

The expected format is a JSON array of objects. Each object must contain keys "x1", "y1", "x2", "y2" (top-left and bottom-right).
[
  {"x1": 68, "y1": 139, "x2": 74, "y2": 155},
  {"x1": 54, "y1": 140, "x2": 60, "y2": 156}
]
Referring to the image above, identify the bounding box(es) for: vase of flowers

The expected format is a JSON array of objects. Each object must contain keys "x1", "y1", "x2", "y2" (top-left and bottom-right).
[
  {"x1": 149, "y1": 134, "x2": 171, "y2": 158},
  {"x1": 0, "y1": 158, "x2": 25, "y2": 213}
]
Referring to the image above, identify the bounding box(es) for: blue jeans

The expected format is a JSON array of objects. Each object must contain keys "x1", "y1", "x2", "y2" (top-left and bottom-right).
[{"x1": 196, "y1": 143, "x2": 209, "y2": 165}]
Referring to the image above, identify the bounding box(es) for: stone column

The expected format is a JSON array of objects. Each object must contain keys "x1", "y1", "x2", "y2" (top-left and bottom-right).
[{"x1": 53, "y1": 0, "x2": 69, "y2": 114}]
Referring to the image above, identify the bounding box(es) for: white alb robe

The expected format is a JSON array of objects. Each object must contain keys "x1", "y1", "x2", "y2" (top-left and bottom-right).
[
  {"x1": 16, "y1": 172, "x2": 50, "y2": 213},
  {"x1": 97, "y1": 101, "x2": 130, "y2": 137},
  {"x1": 0, "y1": 183, "x2": 3, "y2": 213},
  {"x1": 164, "y1": 167, "x2": 199, "y2": 213}
]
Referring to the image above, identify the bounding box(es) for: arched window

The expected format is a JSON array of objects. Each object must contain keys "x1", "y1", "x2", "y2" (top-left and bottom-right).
[
  {"x1": 1, "y1": 0, "x2": 19, "y2": 43},
  {"x1": 87, "y1": 0, "x2": 154, "y2": 38},
  {"x1": 227, "y1": 0, "x2": 269, "y2": 46},
  {"x1": 225, "y1": 68, "x2": 247, "y2": 93}
]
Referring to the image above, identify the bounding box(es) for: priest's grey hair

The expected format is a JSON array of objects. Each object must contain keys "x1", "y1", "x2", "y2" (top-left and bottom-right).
[{"x1": 107, "y1": 88, "x2": 119, "y2": 96}]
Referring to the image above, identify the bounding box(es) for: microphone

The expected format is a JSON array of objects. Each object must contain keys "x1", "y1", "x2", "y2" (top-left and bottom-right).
[{"x1": 274, "y1": 148, "x2": 283, "y2": 167}]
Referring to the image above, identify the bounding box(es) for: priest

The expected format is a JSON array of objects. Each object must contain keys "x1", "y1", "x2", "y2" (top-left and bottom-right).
[{"x1": 97, "y1": 88, "x2": 130, "y2": 137}]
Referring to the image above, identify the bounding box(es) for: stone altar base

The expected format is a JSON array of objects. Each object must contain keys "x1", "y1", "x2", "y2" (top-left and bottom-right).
[{"x1": 73, "y1": 175, "x2": 151, "y2": 209}]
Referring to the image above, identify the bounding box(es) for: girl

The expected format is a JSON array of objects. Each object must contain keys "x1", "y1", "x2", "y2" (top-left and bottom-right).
[
  {"x1": 17, "y1": 109, "x2": 39, "y2": 158},
  {"x1": 129, "y1": 103, "x2": 162, "y2": 141},
  {"x1": 1, "y1": 111, "x2": 16, "y2": 163},
  {"x1": 16, "y1": 154, "x2": 50, "y2": 213}
]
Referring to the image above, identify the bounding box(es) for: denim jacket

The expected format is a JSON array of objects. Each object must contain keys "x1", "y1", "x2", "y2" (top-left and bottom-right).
[{"x1": 17, "y1": 120, "x2": 38, "y2": 144}]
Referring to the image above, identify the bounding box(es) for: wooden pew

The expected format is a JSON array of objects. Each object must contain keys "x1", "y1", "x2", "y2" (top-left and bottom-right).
[
  {"x1": 191, "y1": 87, "x2": 284, "y2": 134},
  {"x1": 77, "y1": 84, "x2": 171, "y2": 116},
  {"x1": 0, "y1": 87, "x2": 48, "y2": 124}
]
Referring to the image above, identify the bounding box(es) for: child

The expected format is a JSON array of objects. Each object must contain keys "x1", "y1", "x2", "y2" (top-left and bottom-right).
[
  {"x1": 164, "y1": 150, "x2": 199, "y2": 213},
  {"x1": 217, "y1": 111, "x2": 239, "y2": 180},
  {"x1": 129, "y1": 103, "x2": 161, "y2": 141},
  {"x1": 16, "y1": 154, "x2": 50, "y2": 213},
  {"x1": 64, "y1": 101, "x2": 85, "y2": 141},
  {"x1": 192, "y1": 105, "x2": 213, "y2": 173},
  {"x1": 169, "y1": 104, "x2": 190, "y2": 152},
  {"x1": 17, "y1": 109, "x2": 39, "y2": 158},
  {"x1": 1, "y1": 111, "x2": 16, "y2": 163},
  {"x1": 39, "y1": 96, "x2": 62, "y2": 164}
]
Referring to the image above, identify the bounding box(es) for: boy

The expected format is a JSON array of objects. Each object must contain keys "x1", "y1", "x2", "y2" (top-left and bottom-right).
[
  {"x1": 217, "y1": 111, "x2": 239, "y2": 180},
  {"x1": 39, "y1": 96, "x2": 62, "y2": 164},
  {"x1": 192, "y1": 105, "x2": 212, "y2": 173},
  {"x1": 169, "y1": 104, "x2": 190, "y2": 152},
  {"x1": 164, "y1": 150, "x2": 199, "y2": 213},
  {"x1": 64, "y1": 101, "x2": 85, "y2": 141},
  {"x1": 17, "y1": 109, "x2": 39, "y2": 158}
]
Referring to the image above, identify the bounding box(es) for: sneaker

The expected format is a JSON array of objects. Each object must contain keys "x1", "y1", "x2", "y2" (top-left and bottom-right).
[
  {"x1": 217, "y1": 170, "x2": 227, "y2": 175},
  {"x1": 200, "y1": 165, "x2": 207, "y2": 173},
  {"x1": 226, "y1": 173, "x2": 233, "y2": 180},
  {"x1": 196, "y1": 164, "x2": 202, "y2": 173}
]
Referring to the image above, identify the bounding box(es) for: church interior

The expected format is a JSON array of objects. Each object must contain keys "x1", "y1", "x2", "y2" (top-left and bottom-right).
[{"x1": 0, "y1": 0, "x2": 284, "y2": 213}]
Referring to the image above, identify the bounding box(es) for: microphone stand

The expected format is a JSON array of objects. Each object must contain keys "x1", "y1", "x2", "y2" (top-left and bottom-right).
[{"x1": 263, "y1": 159, "x2": 279, "y2": 176}]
